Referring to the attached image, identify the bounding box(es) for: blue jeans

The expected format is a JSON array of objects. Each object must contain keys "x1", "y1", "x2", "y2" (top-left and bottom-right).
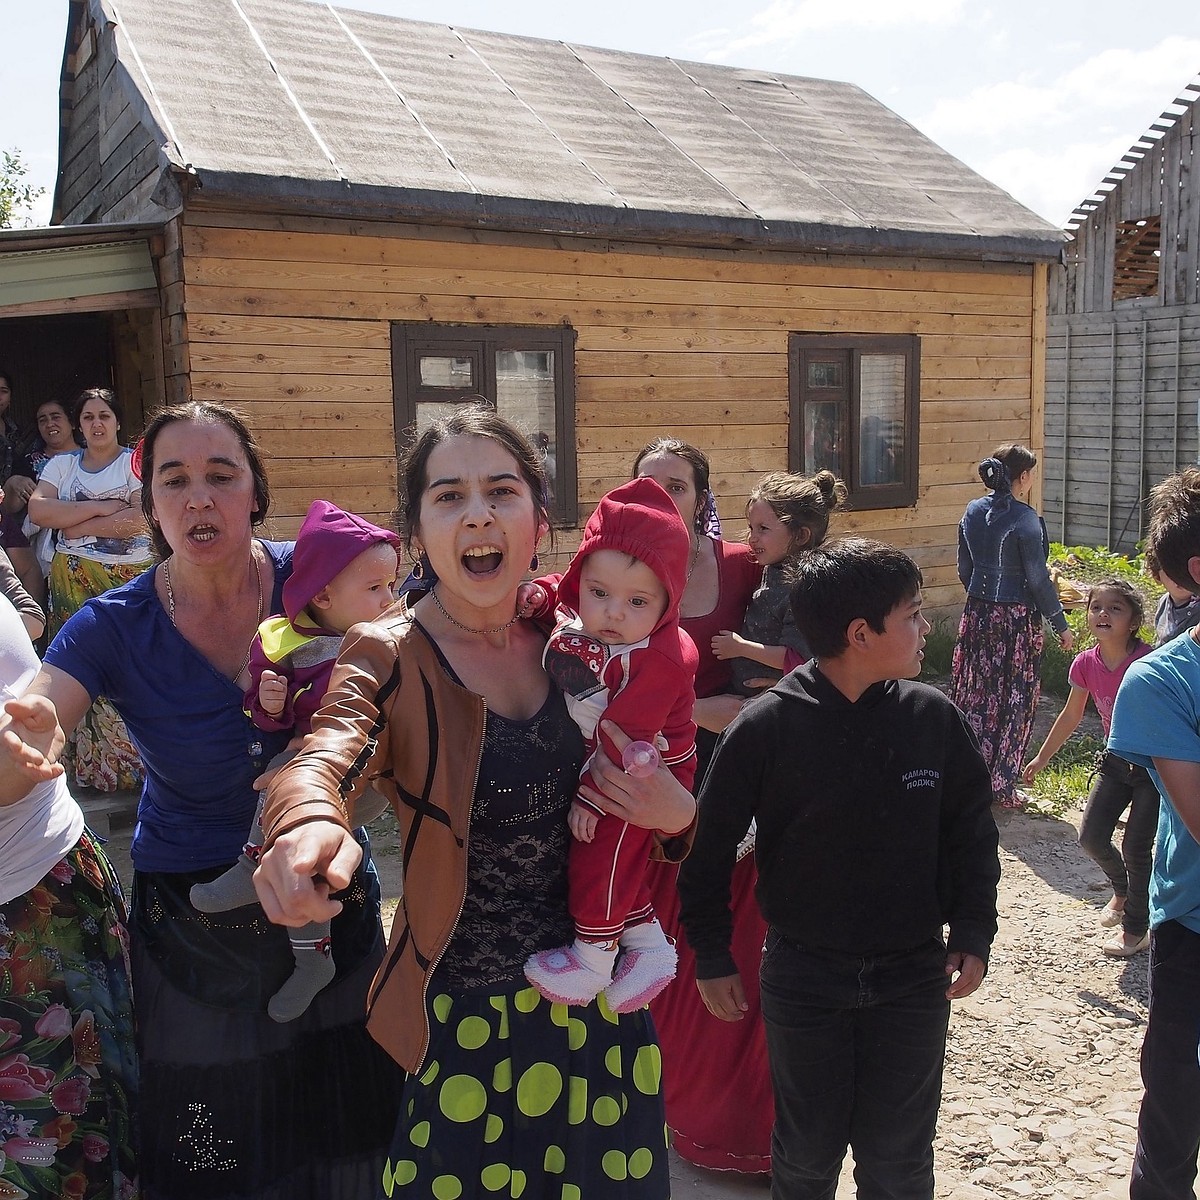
[
  {"x1": 759, "y1": 929, "x2": 950, "y2": 1200},
  {"x1": 1131, "y1": 920, "x2": 1200, "y2": 1199}
]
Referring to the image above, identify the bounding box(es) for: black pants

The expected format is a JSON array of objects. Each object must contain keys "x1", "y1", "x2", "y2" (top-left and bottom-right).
[
  {"x1": 759, "y1": 930, "x2": 950, "y2": 1200},
  {"x1": 1131, "y1": 920, "x2": 1200, "y2": 1199},
  {"x1": 1078, "y1": 753, "x2": 1159, "y2": 937}
]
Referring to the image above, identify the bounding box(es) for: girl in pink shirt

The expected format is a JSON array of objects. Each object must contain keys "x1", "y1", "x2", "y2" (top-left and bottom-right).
[{"x1": 1023, "y1": 579, "x2": 1156, "y2": 956}]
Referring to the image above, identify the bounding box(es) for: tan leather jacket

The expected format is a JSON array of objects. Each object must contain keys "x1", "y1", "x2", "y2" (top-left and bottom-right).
[
  {"x1": 262, "y1": 600, "x2": 485, "y2": 1073},
  {"x1": 262, "y1": 597, "x2": 693, "y2": 1074}
]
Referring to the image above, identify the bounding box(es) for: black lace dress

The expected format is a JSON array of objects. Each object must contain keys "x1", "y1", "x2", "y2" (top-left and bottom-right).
[{"x1": 381, "y1": 685, "x2": 670, "y2": 1199}]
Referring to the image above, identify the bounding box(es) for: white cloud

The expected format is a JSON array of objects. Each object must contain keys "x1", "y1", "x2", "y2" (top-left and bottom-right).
[
  {"x1": 703, "y1": 0, "x2": 965, "y2": 60},
  {"x1": 918, "y1": 35, "x2": 1200, "y2": 223},
  {"x1": 979, "y1": 136, "x2": 1143, "y2": 227},
  {"x1": 922, "y1": 37, "x2": 1200, "y2": 140}
]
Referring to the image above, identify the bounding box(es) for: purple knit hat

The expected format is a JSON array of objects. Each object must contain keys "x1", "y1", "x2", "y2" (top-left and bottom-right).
[{"x1": 282, "y1": 500, "x2": 401, "y2": 626}]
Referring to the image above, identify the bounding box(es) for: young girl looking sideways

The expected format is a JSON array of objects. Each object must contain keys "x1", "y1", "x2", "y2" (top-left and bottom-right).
[
  {"x1": 712, "y1": 469, "x2": 846, "y2": 694},
  {"x1": 1022, "y1": 579, "x2": 1157, "y2": 956}
]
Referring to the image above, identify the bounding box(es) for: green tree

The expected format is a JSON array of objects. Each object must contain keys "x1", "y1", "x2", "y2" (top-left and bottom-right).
[{"x1": 1, "y1": 149, "x2": 47, "y2": 229}]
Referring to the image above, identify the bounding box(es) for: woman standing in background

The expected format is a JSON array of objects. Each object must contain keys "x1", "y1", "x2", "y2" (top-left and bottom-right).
[{"x1": 951, "y1": 444, "x2": 1073, "y2": 809}]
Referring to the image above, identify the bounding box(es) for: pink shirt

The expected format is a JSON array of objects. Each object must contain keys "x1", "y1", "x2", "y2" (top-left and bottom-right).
[{"x1": 1068, "y1": 640, "x2": 1152, "y2": 737}]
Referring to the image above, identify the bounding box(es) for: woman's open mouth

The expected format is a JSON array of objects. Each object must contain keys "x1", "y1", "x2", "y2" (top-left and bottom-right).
[
  {"x1": 463, "y1": 545, "x2": 503, "y2": 575},
  {"x1": 189, "y1": 524, "x2": 219, "y2": 543}
]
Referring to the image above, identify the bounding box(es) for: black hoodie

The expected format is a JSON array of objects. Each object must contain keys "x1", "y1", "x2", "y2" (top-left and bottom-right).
[{"x1": 678, "y1": 661, "x2": 999, "y2": 979}]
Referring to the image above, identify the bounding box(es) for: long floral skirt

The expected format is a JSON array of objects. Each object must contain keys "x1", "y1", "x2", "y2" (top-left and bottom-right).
[
  {"x1": 47, "y1": 553, "x2": 151, "y2": 793},
  {"x1": 949, "y1": 597, "x2": 1045, "y2": 807},
  {"x1": 0, "y1": 830, "x2": 139, "y2": 1200},
  {"x1": 383, "y1": 982, "x2": 670, "y2": 1199}
]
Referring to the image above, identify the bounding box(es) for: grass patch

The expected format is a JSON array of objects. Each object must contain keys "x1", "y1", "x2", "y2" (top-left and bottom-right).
[{"x1": 1023, "y1": 734, "x2": 1105, "y2": 819}]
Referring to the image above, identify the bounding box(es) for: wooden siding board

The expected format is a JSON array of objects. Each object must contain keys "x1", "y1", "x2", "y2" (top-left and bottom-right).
[
  {"x1": 179, "y1": 223, "x2": 1033, "y2": 296},
  {"x1": 179, "y1": 226, "x2": 1034, "y2": 556}
]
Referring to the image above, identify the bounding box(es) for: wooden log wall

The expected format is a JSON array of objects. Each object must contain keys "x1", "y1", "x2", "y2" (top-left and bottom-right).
[
  {"x1": 1044, "y1": 303, "x2": 1200, "y2": 551},
  {"x1": 177, "y1": 213, "x2": 1039, "y2": 612},
  {"x1": 57, "y1": 6, "x2": 173, "y2": 225}
]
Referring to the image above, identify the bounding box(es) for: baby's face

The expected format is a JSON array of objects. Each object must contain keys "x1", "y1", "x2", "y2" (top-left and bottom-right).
[
  {"x1": 577, "y1": 548, "x2": 667, "y2": 647},
  {"x1": 319, "y1": 542, "x2": 400, "y2": 634}
]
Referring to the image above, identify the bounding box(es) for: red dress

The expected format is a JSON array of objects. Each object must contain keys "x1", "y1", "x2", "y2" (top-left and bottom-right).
[{"x1": 647, "y1": 539, "x2": 775, "y2": 1174}]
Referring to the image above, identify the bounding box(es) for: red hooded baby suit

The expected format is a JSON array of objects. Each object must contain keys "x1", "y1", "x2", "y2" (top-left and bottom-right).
[{"x1": 530, "y1": 476, "x2": 698, "y2": 942}]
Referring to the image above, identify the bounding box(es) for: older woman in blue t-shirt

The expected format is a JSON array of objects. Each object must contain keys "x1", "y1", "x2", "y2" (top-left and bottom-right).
[
  {"x1": 950, "y1": 443, "x2": 1073, "y2": 809},
  {"x1": 1, "y1": 401, "x2": 403, "y2": 1200}
]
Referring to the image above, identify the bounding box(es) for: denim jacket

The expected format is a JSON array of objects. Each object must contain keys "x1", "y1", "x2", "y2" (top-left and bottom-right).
[{"x1": 957, "y1": 494, "x2": 1067, "y2": 633}]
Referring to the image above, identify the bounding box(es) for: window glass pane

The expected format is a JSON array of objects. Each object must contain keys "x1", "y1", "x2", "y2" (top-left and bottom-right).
[
  {"x1": 498, "y1": 350, "x2": 553, "y2": 379},
  {"x1": 858, "y1": 354, "x2": 906, "y2": 486},
  {"x1": 496, "y1": 349, "x2": 557, "y2": 503},
  {"x1": 419, "y1": 355, "x2": 474, "y2": 389},
  {"x1": 805, "y1": 400, "x2": 844, "y2": 478},
  {"x1": 807, "y1": 360, "x2": 843, "y2": 389}
]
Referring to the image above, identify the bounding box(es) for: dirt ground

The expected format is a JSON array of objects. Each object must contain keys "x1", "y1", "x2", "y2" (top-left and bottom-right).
[{"x1": 96, "y1": 689, "x2": 1146, "y2": 1199}]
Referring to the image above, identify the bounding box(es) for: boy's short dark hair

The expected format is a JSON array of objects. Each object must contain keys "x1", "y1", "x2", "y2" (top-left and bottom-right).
[
  {"x1": 1147, "y1": 467, "x2": 1200, "y2": 594},
  {"x1": 789, "y1": 537, "x2": 923, "y2": 658}
]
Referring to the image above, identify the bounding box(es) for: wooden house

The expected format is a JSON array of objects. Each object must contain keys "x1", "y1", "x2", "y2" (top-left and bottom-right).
[
  {"x1": 1045, "y1": 75, "x2": 1200, "y2": 552},
  {"x1": 0, "y1": 0, "x2": 1065, "y2": 608}
]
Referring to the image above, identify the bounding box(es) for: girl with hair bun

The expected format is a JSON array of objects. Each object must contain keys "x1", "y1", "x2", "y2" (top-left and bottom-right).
[
  {"x1": 713, "y1": 469, "x2": 848, "y2": 693},
  {"x1": 950, "y1": 443, "x2": 1073, "y2": 809}
]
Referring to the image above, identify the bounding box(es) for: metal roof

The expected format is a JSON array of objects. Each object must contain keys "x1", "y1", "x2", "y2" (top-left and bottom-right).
[{"x1": 91, "y1": 0, "x2": 1063, "y2": 259}]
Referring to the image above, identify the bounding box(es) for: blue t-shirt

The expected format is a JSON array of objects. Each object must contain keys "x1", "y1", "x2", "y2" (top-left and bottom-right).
[
  {"x1": 1109, "y1": 630, "x2": 1200, "y2": 934},
  {"x1": 44, "y1": 541, "x2": 294, "y2": 873}
]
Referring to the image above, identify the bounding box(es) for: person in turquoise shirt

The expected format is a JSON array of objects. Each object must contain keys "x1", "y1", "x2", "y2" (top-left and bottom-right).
[{"x1": 1109, "y1": 465, "x2": 1200, "y2": 1200}]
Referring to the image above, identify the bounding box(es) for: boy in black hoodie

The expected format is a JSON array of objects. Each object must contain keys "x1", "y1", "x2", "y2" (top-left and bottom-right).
[{"x1": 678, "y1": 537, "x2": 999, "y2": 1200}]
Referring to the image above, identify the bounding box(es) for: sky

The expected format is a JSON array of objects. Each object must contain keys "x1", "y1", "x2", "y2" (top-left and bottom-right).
[{"x1": 3, "y1": 0, "x2": 1199, "y2": 229}]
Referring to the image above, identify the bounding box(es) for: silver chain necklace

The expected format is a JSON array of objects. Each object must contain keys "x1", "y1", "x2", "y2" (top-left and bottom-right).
[
  {"x1": 431, "y1": 586, "x2": 519, "y2": 635},
  {"x1": 162, "y1": 553, "x2": 265, "y2": 677}
]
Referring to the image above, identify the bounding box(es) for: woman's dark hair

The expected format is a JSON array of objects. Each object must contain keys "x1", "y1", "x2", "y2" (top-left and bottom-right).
[
  {"x1": 788, "y1": 537, "x2": 923, "y2": 659},
  {"x1": 750, "y1": 470, "x2": 848, "y2": 554},
  {"x1": 1085, "y1": 577, "x2": 1146, "y2": 646},
  {"x1": 632, "y1": 437, "x2": 712, "y2": 535},
  {"x1": 398, "y1": 400, "x2": 550, "y2": 557},
  {"x1": 139, "y1": 401, "x2": 271, "y2": 559},
  {"x1": 71, "y1": 386, "x2": 124, "y2": 430},
  {"x1": 980, "y1": 443, "x2": 1037, "y2": 490},
  {"x1": 0, "y1": 367, "x2": 12, "y2": 390}
]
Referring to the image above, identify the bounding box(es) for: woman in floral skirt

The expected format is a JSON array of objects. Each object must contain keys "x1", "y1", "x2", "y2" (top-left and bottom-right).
[
  {"x1": 1, "y1": 592, "x2": 137, "y2": 1200},
  {"x1": 950, "y1": 444, "x2": 1074, "y2": 808}
]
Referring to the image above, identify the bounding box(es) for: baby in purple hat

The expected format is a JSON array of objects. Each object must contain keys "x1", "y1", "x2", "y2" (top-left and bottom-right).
[{"x1": 190, "y1": 499, "x2": 401, "y2": 1021}]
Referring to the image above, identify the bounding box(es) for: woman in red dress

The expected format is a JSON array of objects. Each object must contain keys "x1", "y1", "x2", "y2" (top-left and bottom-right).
[{"x1": 633, "y1": 438, "x2": 774, "y2": 1174}]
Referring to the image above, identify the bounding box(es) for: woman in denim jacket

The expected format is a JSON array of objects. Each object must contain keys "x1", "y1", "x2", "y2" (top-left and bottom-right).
[{"x1": 950, "y1": 444, "x2": 1073, "y2": 808}]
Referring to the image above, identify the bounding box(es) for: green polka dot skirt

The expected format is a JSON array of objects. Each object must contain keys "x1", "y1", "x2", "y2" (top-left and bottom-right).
[{"x1": 381, "y1": 984, "x2": 670, "y2": 1198}]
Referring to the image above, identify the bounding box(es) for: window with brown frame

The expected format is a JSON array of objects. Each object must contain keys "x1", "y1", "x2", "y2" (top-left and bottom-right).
[
  {"x1": 391, "y1": 323, "x2": 577, "y2": 525},
  {"x1": 789, "y1": 334, "x2": 920, "y2": 509}
]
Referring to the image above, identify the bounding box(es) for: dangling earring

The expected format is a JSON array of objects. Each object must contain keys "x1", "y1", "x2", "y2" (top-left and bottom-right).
[
  {"x1": 529, "y1": 552, "x2": 540, "y2": 573},
  {"x1": 410, "y1": 556, "x2": 425, "y2": 581}
]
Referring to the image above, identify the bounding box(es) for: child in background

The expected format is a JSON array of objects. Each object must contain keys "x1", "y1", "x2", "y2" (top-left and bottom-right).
[
  {"x1": 679, "y1": 537, "x2": 999, "y2": 1198},
  {"x1": 712, "y1": 470, "x2": 846, "y2": 694},
  {"x1": 190, "y1": 499, "x2": 400, "y2": 1020},
  {"x1": 521, "y1": 476, "x2": 698, "y2": 1012},
  {"x1": 1145, "y1": 545, "x2": 1200, "y2": 645},
  {"x1": 1023, "y1": 580, "x2": 1156, "y2": 956}
]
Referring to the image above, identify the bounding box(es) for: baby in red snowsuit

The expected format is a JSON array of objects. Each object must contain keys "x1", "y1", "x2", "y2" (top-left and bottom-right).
[{"x1": 522, "y1": 476, "x2": 697, "y2": 1013}]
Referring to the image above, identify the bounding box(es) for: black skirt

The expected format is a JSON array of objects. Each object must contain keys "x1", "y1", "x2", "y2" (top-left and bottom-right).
[{"x1": 130, "y1": 837, "x2": 405, "y2": 1200}]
